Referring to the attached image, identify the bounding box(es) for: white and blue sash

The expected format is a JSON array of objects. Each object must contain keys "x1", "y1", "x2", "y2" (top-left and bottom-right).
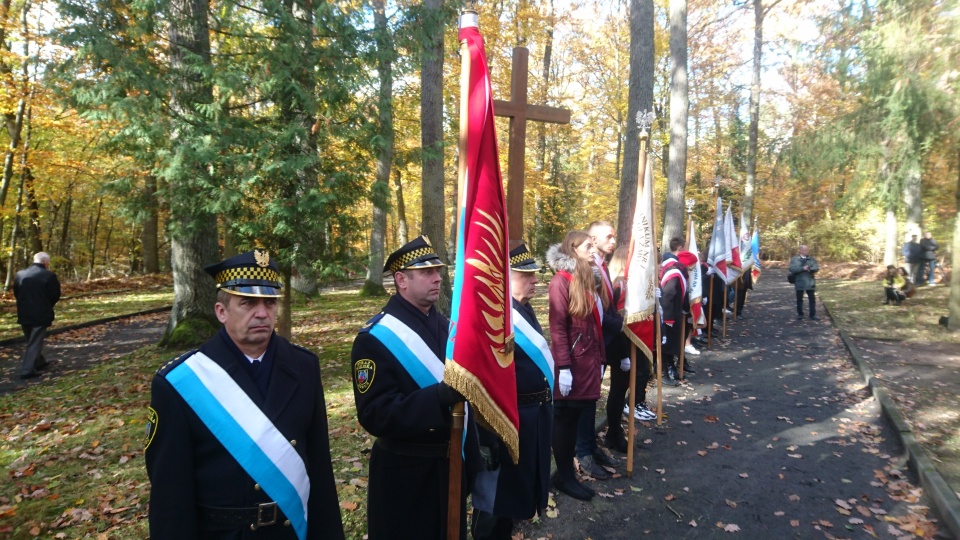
[
  {"x1": 166, "y1": 352, "x2": 309, "y2": 540},
  {"x1": 369, "y1": 313, "x2": 444, "y2": 387},
  {"x1": 512, "y1": 308, "x2": 555, "y2": 394}
]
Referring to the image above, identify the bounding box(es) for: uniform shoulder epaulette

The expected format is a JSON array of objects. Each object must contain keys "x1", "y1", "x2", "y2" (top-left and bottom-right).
[
  {"x1": 290, "y1": 342, "x2": 319, "y2": 359},
  {"x1": 155, "y1": 349, "x2": 198, "y2": 377},
  {"x1": 359, "y1": 312, "x2": 386, "y2": 334}
]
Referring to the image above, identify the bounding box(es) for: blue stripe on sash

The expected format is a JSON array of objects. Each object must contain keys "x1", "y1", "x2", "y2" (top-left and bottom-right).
[
  {"x1": 512, "y1": 309, "x2": 555, "y2": 394},
  {"x1": 167, "y1": 365, "x2": 308, "y2": 540}
]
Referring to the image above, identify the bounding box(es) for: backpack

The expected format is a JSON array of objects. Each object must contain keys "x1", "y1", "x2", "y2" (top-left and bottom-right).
[{"x1": 787, "y1": 272, "x2": 796, "y2": 284}]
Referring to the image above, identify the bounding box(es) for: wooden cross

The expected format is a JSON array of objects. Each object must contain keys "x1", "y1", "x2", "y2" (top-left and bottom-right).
[{"x1": 493, "y1": 47, "x2": 571, "y2": 241}]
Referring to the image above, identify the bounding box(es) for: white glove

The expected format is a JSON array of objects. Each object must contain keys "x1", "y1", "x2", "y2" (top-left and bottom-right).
[
  {"x1": 655, "y1": 287, "x2": 662, "y2": 299},
  {"x1": 559, "y1": 369, "x2": 573, "y2": 396},
  {"x1": 620, "y1": 358, "x2": 631, "y2": 371}
]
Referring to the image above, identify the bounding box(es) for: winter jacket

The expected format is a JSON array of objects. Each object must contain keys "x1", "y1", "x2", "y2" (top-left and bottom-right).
[
  {"x1": 13, "y1": 263, "x2": 61, "y2": 327},
  {"x1": 920, "y1": 237, "x2": 938, "y2": 261},
  {"x1": 788, "y1": 255, "x2": 819, "y2": 291},
  {"x1": 546, "y1": 245, "x2": 604, "y2": 402}
]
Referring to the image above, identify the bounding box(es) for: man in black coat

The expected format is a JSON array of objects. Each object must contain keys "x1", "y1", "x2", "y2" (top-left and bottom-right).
[
  {"x1": 13, "y1": 252, "x2": 61, "y2": 379},
  {"x1": 471, "y1": 242, "x2": 554, "y2": 540},
  {"x1": 145, "y1": 249, "x2": 344, "y2": 539},
  {"x1": 351, "y1": 235, "x2": 476, "y2": 540}
]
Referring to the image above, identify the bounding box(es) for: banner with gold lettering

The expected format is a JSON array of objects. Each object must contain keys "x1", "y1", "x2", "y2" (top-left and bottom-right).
[
  {"x1": 444, "y1": 16, "x2": 519, "y2": 463},
  {"x1": 623, "y1": 159, "x2": 656, "y2": 361}
]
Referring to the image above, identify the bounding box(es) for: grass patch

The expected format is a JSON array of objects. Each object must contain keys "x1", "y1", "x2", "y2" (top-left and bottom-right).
[
  {"x1": 818, "y1": 280, "x2": 958, "y2": 343},
  {"x1": 0, "y1": 289, "x2": 174, "y2": 342}
]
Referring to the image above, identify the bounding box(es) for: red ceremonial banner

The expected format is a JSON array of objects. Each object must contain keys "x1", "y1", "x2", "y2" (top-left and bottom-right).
[{"x1": 444, "y1": 20, "x2": 520, "y2": 463}]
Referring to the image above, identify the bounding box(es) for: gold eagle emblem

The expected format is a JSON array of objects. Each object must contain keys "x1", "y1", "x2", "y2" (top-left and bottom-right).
[{"x1": 254, "y1": 249, "x2": 270, "y2": 268}]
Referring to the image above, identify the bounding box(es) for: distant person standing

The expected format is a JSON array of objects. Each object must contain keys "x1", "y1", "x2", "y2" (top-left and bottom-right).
[
  {"x1": 901, "y1": 234, "x2": 923, "y2": 284},
  {"x1": 919, "y1": 232, "x2": 938, "y2": 285},
  {"x1": 788, "y1": 245, "x2": 819, "y2": 321},
  {"x1": 13, "y1": 252, "x2": 61, "y2": 379}
]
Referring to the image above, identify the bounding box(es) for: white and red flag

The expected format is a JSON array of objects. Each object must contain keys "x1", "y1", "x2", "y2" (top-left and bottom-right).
[
  {"x1": 685, "y1": 219, "x2": 705, "y2": 328},
  {"x1": 444, "y1": 15, "x2": 519, "y2": 463},
  {"x1": 623, "y1": 158, "x2": 657, "y2": 361},
  {"x1": 724, "y1": 203, "x2": 742, "y2": 281},
  {"x1": 707, "y1": 197, "x2": 730, "y2": 283}
]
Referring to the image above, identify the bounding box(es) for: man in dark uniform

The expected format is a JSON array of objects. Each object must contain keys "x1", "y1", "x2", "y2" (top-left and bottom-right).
[
  {"x1": 471, "y1": 242, "x2": 553, "y2": 540},
  {"x1": 351, "y1": 235, "x2": 474, "y2": 540},
  {"x1": 14, "y1": 252, "x2": 61, "y2": 379},
  {"x1": 145, "y1": 249, "x2": 344, "y2": 539}
]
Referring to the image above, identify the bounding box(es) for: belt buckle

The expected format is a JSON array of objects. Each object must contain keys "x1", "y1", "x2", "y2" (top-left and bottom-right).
[{"x1": 257, "y1": 502, "x2": 278, "y2": 527}]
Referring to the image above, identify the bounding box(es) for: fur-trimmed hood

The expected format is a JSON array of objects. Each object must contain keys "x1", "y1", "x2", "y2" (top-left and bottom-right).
[{"x1": 546, "y1": 244, "x2": 578, "y2": 273}]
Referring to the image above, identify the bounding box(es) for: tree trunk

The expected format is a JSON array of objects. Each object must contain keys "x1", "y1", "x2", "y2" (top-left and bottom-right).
[
  {"x1": 902, "y1": 158, "x2": 922, "y2": 235},
  {"x1": 617, "y1": 0, "x2": 656, "y2": 246},
  {"x1": 662, "y1": 0, "x2": 688, "y2": 248},
  {"x1": 884, "y1": 206, "x2": 898, "y2": 267},
  {"x1": 277, "y1": 265, "x2": 293, "y2": 340},
  {"x1": 949, "y1": 145, "x2": 959, "y2": 331},
  {"x1": 58, "y1": 194, "x2": 72, "y2": 259},
  {"x1": 394, "y1": 169, "x2": 408, "y2": 246},
  {"x1": 420, "y1": 0, "x2": 450, "y2": 313},
  {"x1": 141, "y1": 174, "x2": 159, "y2": 273},
  {"x1": 743, "y1": 0, "x2": 763, "y2": 227},
  {"x1": 88, "y1": 197, "x2": 102, "y2": 280},
  {"x1": 3, "y1": 171, "x2": 24, "y2": 291},
  {"x1": 362, "y1": 0, "x2": 393, "y2": 298},
  {"x1": 164, "y1": 0, "x2": 220, "y2": 341}
]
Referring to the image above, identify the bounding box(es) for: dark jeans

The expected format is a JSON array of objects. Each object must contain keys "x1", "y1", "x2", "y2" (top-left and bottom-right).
[
  {"x1": 884, "y1": 287, "x2": 905, "y2": 304},
  {"x1": 20, "y1": 325, "x2": 48, "y2": 376},
  {"x1": 923, "y1": 259, "x2": 937, "y2": 284},
  {"x1": 553, "y1": 403, "x2": 588, "y2": 482},
  {"x1": 796, "y1": 289, "x2": 816, "y2": 317},
  {"x1": 606, "y1": 356, "x2": 652, "y2": 438},
  {"x1": 575, "y1": 400, "x2": 599, "y2": 458}
]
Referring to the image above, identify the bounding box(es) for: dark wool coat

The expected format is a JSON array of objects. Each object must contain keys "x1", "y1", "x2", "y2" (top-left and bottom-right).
[
  {"x1": 146, "y1": 328, "x2": 344, "y2": 540},
  {"x1": 350, "y1": 294, "x2": 478, "y2": 540},
  {"x1": 13, "y1": 263, "x2": 61, "y2": 327},
  {"x1": 472, "y1": 299, "x2": 552, "y2": 519},
  {"x1": 546, "y1": 245, "x2": 605, "y2": 402}
]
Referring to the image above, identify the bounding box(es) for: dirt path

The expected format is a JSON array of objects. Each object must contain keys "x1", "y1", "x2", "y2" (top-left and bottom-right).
[
  {"x1": 0, "y1": 311, "x2": 168, "y2": 395},
  {"x1": 518, "y1": 271, "x2": 948, "y2": 539}
]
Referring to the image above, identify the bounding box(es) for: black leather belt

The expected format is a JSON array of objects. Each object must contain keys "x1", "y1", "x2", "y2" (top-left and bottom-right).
[
  {"x1": 518, "y1": 388, "x2": 552, "y2": 404},
  {"x1": 375, "y1": 437, "x2": 449, "y2": 458},
  {"x1": 197, "y1": 502, "x2": 283, "y2": 530}
]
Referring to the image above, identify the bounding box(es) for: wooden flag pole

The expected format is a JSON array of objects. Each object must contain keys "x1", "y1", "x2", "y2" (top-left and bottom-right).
[
  {"x1": 707, "y1": 274, "x2": 714, "y2": 348},
  {"x1": 626, "y1": 343, "x2": 637, "y2": 477},
  {"x1": 446, "y1": 16, "x2": 474, "y2": 539},
  {"x1": 722, "y1": 281, "x2": 728, "y2": 338}
]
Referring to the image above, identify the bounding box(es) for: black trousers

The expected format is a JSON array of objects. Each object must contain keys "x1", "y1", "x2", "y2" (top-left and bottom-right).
[
  {"x1": 19, "y1": 325, "x2": 48, "y2": 376},
  {"x1": 795, "y1": 289, "x2": 816, "y2": 317},
  {"x1": 884, "y1": 287, "x2": 905, "y2": 304},
  {"x1": 552, "y1": 403, "x2": 588, "y2": 482},
  {"x1": 606, "y1": 356, "x2": 652, "y2": 438}
]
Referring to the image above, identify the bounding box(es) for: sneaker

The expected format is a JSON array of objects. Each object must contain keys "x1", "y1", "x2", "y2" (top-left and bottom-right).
[
  {"x1": 578, "y1": 455, "x2": 609, "y2": 480},
  {"x1": 636, "y1": 403, "x2": 657, "y2": 421},
  {"x1": 797, "y1": 314, "x2": 804, "y2": 320},
  {"x1": 684, "y1": 344, "x2": 701, "y2": 356},
  {"x1": 624, "y1": 403, "x2": 657, "y2": 421}
]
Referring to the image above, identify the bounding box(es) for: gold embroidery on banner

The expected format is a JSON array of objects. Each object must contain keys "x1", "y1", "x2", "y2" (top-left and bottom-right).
[{"x1": 465, "y1": 209, "x2": 513, "y2": 369}]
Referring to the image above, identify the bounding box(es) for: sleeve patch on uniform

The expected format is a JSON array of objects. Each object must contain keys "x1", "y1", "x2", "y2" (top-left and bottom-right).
[
  {"x1": 354, "y1": 359, "x2": 376, "y2": 393},
  {"x1": 145, "y1": 406, "x2": 158, "y2": 451}
]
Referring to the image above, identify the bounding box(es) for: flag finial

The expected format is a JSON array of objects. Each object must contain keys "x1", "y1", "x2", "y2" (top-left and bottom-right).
[{"x1": 636, "y1": 110, "x2": 656, "y2": 133}]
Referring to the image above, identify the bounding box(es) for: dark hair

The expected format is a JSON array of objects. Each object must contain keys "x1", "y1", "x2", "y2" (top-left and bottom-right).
[{"x1": 669, "y1": 237, "x2": 685, "y2": 252}]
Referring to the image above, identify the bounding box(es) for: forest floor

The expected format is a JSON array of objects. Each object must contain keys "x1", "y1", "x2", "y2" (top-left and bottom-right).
[{"x1": 0, "y1": 264, "x2": 957, "y2": 539}]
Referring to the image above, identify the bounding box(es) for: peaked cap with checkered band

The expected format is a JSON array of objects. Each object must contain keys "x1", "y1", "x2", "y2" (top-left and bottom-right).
[
  {"x1": 383, "y1": 235, "x2": 446, "y2": 274},
  {"x1": 204, "y1": 249, "x2": 282, "y2": 298},
  {"x1": 509, "y1": 242, "x2": 540, "y2": 272}
]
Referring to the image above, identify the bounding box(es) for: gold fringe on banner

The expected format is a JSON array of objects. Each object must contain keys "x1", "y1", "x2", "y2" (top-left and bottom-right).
[{"x1": 443, "y1": 361, "x2": 521, "y2": 465}]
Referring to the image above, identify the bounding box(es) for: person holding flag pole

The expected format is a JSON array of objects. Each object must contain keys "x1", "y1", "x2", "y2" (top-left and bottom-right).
[
  {"x1": 622, "y1": 111, "x2": 661, "y2": 476},
  {"x1": 442, "y1": 8, "x2": 522, "y2": 539}
]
